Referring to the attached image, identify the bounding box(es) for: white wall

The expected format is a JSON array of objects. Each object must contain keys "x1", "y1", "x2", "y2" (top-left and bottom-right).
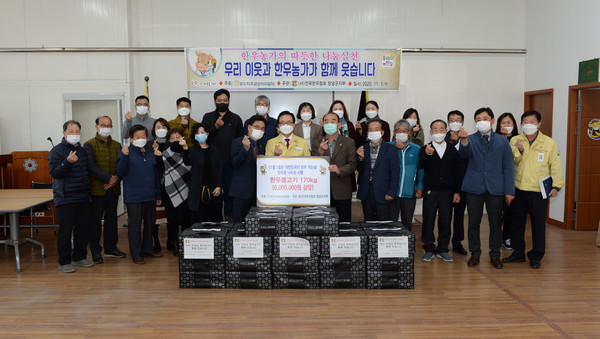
[{"x1": 525, "y1": 0, "x2": 600, "y2": 223}]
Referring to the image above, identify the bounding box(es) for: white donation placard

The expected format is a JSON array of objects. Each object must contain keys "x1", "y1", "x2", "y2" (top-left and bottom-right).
[
  {"x1": 233, "y1": 237, "x2": 264, "y2": 258},
  {"x1": 257, "y1": 156, "x2": 330, "y2": 206},
  {"x1": 183, "y1": 238, "x2": 214, "y2": 259},
  {"x1": 377, "y1": 236, "x2": 409, "y2": 258},
  {"x1": 329, "y1": 237, "x2": 361, "y2": 258},
  {"x1": 279, "y1": 237, "x2": 311, "y2": 258}
]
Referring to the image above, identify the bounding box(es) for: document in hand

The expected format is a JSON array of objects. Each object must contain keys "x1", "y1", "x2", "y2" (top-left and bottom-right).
[{"x1": 539, "y1": 175, "x2": 553, "y2": 199}]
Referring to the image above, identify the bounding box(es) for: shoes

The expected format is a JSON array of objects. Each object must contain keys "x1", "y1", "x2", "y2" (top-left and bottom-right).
[
  {"x1": 436, "y1": 252, "x2": 454, "y2": 262},
  {"x1": 452, "y1": 245, "x2": 468, "y2": 255},
  {"x1": 105, "y1": 248, "x2": 127, "y2": 258},
  {"x1": 530, "y1": 259, "x2": 541, "y2": 269},
  {"x1": 490, "y1": 257, "x2": 503, "y2": 269},
  {"x1": 72, "y1": 259, "x2": 94, "y2": 267},
  {"x1": 503, "y1": 239, "x2": 513, "y2": 250},
  {"x1": 167, "y1": 239, "x2": 179, "y2": 256},
  {"x1": 421, "y1": 252, "x2": 435, "y2": 262},
  {"x1": 143, "y1": 251, "x2": 164, "y2": 258},
  {"x1": 467, "y1": 256, "x2": 480, "y2": 267},
  {"x1": 133, "y1": 258, "x2": 145, "y2": 265},
  {"x1": 92, "y1": 254, "x2": 104, "y2": 264},
  {"x1": 59, "y1": 264, "x2": 76, "y2": 273},
  {"x1": 502, "y1": 254, "x2": 525, "y2": 263}
]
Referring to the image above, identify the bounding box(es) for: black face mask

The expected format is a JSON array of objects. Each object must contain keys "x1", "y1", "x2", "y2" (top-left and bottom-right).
[
  {"x1": 170, "y1": 142, "x2": 183, "y2": 152},
  {"x1": 216, "y1": 103, "x2": 229, "y2": 112}
]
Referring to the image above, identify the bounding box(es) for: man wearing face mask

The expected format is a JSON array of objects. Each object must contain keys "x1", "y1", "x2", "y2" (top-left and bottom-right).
[
  {"x1": 244, "y1": 95, "x2": 278, "y2": 142},
  {"x1": 122, "y1": 95, "x2": 156, "y2": 141},
  {"x1": 317, "y1": 112, "x2": 357, "y2": 222},
  {"x1": 169, "y1": 97, "x2": 198, "y2": 147},
  {"x1": 445, "y1": 110, "x2": 469, "y2": 255},
  {"x1": 266, "y1": 111, "x2": 311, "y2": 156},
  {"x1": 83, "y1": 116, "x2": 126, "y2": 264},
  {"x1": 356, "y1": 120, "x2": 400, "y2": 221},
  {"x1": 420, "y1": 120, "x2": 462, "y2": 262},
  {"x1": 230, "y1": 115, "x2": 268, "y2": 222},
  {"x1": 201, "y1": 89, "x2": 243, "y2": 220},
  {"x1": 49, "y1": 120, "x2": 93, "y2": 273},
  {"x1": 458, "y1": 107, "x2": 515, "y2": 269},
  {"x1": 116, "y1": 125, "x2": 162, "y2": 264},
  {"x1": 502, "y1": 110, "x2": 564, "y2": 269},
  {"x1": 388, "y1": 119, "x2": 424, "y2": 231}
]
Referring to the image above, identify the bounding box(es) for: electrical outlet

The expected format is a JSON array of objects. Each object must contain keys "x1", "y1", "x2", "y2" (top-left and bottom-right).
[{"x1": 34, "y1": 212, "x2": 45, "y2": 217}]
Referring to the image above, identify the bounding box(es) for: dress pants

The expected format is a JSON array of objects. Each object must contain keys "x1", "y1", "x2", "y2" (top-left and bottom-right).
[
  {"x1": 501, "y1": 201, "x2": 513, "y2": 242},
  {"x1": 389, "y1": 197, "x2": 417, "y2": 231},
  {"x1": 90, "y1": 190, "x2": 119, "y2": 255},
  {"x1": 222, "y1": 165, "x2": 233, "y2": 218},
  {"x1": 466, "y1": 191, "x2": 504, "y2": 258},
  {"x1": 164, "y1": 196, "x2": 190, "y2": 245},
  {"x1": 232, "y1": 197, "x2": 255, "y2": 223},
  {"x1": 126, "y1": 201, "x2": 156, "y2": 259},
  {"x1": 331, "y1": 198, "x2": 352, "y2": 222},
  {"x1": 361, "y1": 183, "x2": 391, "y2": 221},
  {"x1": 510, "y1": 188, "x2": 548, "y2": 261},
  {"x1": 450, "y1": 190, "x2": 466, "y2": 247},
  {"x1": 56, "y1": 201, "x2": 91, "y2": 265},
  {"x1": 422, "y1": 190, "x2": 452, "y2": 253}
]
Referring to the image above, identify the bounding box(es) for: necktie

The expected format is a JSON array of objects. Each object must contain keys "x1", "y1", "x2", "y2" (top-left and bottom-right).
[
  {"x1": 285, "y1": 138, "x2": 290, "y2": 149},
  {"x1": 483, "y1": 134, "x2": 489, "y2": 145}
]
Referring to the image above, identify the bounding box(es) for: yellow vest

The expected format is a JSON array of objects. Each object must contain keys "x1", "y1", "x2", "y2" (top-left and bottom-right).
[
  {"x1": 510, "y1": 132, "x2": 564, "y2": 192},
  {"x1": 265, "y1": 134, "x2": 311, "y2": 157}
]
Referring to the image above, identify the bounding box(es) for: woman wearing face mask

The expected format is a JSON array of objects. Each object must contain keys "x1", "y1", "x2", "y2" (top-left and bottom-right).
[
  {"x1": 355, "y1": 100, "x2": 391, "y2": 148},
  {"x1": 116, "y1": 124, "x2": 162, "y2": 265},
  {"x1": 154, "y1": 128, "x2": 191, "y2": 256},
  {"x1": 149, "y1": 118, "x2": 170, "y2": 253},
  {"x1": 168, "y1": 97, "x2": 198, "y2": 147},
  {"x1": 402, "y1": 108, "x2": 424, "y2": 146},
  {"x1": 328, "y1": 100, "x2": 356, "y2": 141},
  {"x1": 293, "y1": 102, "x2": 322, "y2": 155},
  {"x1": 184, "y1": 123, "x2": 223, "y2": 222},
  {"x1": 49, "y1": 120, "x2": 94, "y2": 273}
]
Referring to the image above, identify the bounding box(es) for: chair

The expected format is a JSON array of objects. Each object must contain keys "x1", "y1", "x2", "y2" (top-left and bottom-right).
[{"x1": 27, "y1": 181, "x2": 57, "y2": 236}]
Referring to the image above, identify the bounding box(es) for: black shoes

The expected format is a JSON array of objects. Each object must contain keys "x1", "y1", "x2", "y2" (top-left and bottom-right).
[
  {"x1": 105, "y1": 248, "x2": 127, "y2": 258},
  {"x1": 452, "y1": 245, "x2": 468, "y2": 255},
  {"x1": 92, "y1": 254, "x2": 104, "y2": 264},
  {"x1": 502, "y1": 255, "x2": 526, "y2": 263},
  {"x1": 530, "y1": 259, "x2": 541, "y2": 269}
]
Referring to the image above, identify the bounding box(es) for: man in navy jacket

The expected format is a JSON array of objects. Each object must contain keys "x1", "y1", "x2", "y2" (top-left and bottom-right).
[
  {"x1": 357, "y1": 120, "x2": 400, "y2": 221},
  {"x1": 49, "y1": 120, "x2": 93, "y2": 273},
  {"x1": 229, "y1": 115, "x2": 267, "y2": 222},
  {"x1": 458, "y1": 107, "x2": 515, "y2": 269}
]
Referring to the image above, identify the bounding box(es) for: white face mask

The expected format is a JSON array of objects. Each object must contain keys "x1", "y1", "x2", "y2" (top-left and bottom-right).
[
  {"x1": 368, "y1": 131, "x2": 382, "y2": 143},
  {"x1": 178, "y1": 107, "x2": 190, "y2": 116},
  {"x1": 255, "y1": 106, "x2": 268, "y2": 115},
  {"x1": 250, "y1": 129, "x2": 264, "y2": 141},
  {"x1": 136, "y1": 106, "x2": 148, "y2": 115},
  {"x1": 333, "y1": 110, "x2": 344, "y2": 119},
  {"x1": 396, "y1": 133, "x2": 409, "y2": 143},
  {"x1": 98, "y1": 127, "x2": 112, "y2": 138},
  {"x1": 522, "y1": 124, "x2": 538, "y2": 135},
  {"x1": 503, "y1": 126, "x2": 514, "y2": 134},
  {"x1": 155, "y1": 128, "x2": 168, "y2": 138},
  {"x1": 476, "y1": 120, "x2": 491, "y2": 133},
  {"x1": 279, "y1": 125, "x2": 294, "y2": 135},
  {"x1": 366, "y1": 110, "x2": 378, "y2": 119},
  {"x1": 132, "y1": 139, "x2": 147, "y2": 148},
  {"x1": 449, "y1": 122, "x2": 462, "y2": 132},
  {"x1": 300, "y1": 112, "x2": 312, "y2": 122},
  {"x1": 66, "y1": 134, "x2": 81, "y2": 145},
  {"x1": 432, "y1": 133, "x2": 446, "y2": 143},
  {"x1": 406, "y1": 118, "x2": 417, "y2": 128}
]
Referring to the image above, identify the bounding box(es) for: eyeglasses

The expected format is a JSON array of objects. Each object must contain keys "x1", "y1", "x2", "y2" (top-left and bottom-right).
[
  {"x1": 251, "y1": 125, "x2": 265, "y2": 130},
  {"x1": 279, "y1": 122, "x2": 294, "y2": 126}
]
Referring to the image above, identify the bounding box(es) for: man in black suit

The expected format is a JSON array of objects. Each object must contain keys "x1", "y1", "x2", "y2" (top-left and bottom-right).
[
  {"x1": 229, "y1": 115, "x2": 267, "y2": 222},
  {"x1": 419, "y1": 120, "x2": 461, "y2": 262}
]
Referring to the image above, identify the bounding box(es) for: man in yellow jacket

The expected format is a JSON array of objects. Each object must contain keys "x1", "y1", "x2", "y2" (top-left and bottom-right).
[
  {"x1": 502, "y1": 110, "x2": 564, "y2": 269},
  {"x1": 169, "y1": 97, "x2": 198, "y2": 147},
  {"x1": 265, "y1": 111, "x2": 311, "y2": 157}
]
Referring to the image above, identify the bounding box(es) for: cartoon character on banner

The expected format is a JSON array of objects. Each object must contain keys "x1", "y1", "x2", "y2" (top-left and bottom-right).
[
  {"x1": 588, "y1": 118, "x2": 600, "y2": 140},
  {"x1": 195, "y1": 51, "x2": 217, "y2": 76}
]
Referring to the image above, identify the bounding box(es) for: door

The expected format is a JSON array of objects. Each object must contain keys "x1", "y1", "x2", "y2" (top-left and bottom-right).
[
  {"x1": 524, "y1": 89, "x2": 553, "y2": 137},
  {"x1": 574, "y1": 88, "x2": 600, "y2": 230}
]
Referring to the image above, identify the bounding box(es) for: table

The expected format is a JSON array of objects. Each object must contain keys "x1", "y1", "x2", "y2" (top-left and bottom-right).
[{"x1": 0, "y1": 189, "x2": 52, "y2": 272}]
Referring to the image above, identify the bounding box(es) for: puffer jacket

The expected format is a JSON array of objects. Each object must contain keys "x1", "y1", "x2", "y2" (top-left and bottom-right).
[{"x1": 48, "y1": 138, "x2": 91, "y2": 206}]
